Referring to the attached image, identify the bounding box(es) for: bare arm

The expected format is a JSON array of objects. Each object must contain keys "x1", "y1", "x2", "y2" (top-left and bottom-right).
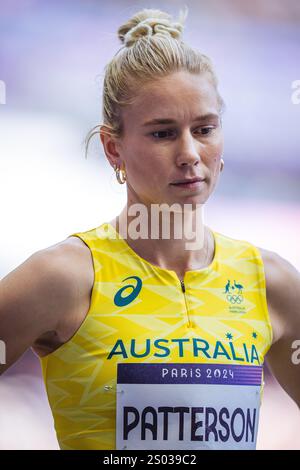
[
  {"x1": 260, "y1": 248, "x2": 300, "y2": 408},
  {"x1": 0, "y1": 241, "x2": 92, "y2": 375}
]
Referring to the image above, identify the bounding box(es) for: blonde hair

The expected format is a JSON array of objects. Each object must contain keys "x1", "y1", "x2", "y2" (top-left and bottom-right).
[{"x1": 85, "y1": 6, "x2": 225, "y2": 158}]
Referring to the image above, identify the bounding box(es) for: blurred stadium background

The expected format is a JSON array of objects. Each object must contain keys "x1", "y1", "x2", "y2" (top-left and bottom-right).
[{"x1": 0, "y1": 0, "x2": 299, "y2": 449}]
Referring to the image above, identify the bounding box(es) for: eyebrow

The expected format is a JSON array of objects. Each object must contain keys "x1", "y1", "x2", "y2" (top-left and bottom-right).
[{"x1": 142, "y1": 113, "x2": 220, "y2": 127}]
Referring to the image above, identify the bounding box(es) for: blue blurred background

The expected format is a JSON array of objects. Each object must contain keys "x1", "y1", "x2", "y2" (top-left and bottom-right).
[{"x1": 0, "y1": 0, "x2": 299, "y2": 449}]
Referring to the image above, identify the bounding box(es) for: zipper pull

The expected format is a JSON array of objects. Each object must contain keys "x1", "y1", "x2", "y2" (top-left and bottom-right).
[{"x1": 180, "y1": 279, "x2": 185, "y2": 293}]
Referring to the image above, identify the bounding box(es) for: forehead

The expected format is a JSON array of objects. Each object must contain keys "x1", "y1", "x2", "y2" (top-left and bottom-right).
[{"x1": 123, "y1": 71, "x2": 219, "y2": 123}]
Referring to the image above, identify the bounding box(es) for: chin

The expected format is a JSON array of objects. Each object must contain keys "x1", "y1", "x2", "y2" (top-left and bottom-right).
[{"x1": 163, "y1": 196, "x2": 208, "y2": 211}]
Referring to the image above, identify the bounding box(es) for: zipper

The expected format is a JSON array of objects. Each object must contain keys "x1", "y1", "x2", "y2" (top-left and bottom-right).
[{"x1": 179, "y1": 278, "x2": 192, "y2": 328}]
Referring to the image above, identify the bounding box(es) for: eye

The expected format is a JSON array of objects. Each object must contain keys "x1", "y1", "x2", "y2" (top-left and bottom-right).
[
  {"x1": 150, "y1": 127, "x2": 216, "y2": 139},
  {"x1": 198, "y1": 127, "x2": 215, "y2": 135},
  {"x1": 151, "y1": 129, "x2": 176, "y2": 139}
]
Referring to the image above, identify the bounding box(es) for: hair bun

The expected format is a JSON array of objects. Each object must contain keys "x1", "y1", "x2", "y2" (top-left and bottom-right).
[{"x1": 118, "y1": 7, "x2": 188, "y2": 47}]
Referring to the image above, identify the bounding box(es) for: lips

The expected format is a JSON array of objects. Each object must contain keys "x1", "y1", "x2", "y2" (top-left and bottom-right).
[{"x1": 170, "y1": 177, "x2": 205, "y2": 185}]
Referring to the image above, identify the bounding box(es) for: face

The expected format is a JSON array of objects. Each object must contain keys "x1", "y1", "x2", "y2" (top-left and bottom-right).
[{"x1": 104, "y1": 70, "x2": 224, "y2": 209}]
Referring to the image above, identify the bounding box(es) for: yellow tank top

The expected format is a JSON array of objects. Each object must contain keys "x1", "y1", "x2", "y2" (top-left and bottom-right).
[{"x1": 39, "y1": 222, "x2": 273, "y2": 450}]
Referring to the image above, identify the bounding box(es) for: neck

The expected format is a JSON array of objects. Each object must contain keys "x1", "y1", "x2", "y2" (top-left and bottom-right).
[{"x1": 109, "y1": 202, "x2": 215, "y2": 280}]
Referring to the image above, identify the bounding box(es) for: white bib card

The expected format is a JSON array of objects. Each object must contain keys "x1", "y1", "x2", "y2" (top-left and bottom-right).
[{"x1": 116, "y1": 362, "x2": 262, "y2": 450}]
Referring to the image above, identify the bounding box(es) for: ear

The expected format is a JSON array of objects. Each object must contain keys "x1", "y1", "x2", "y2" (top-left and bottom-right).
[{"x1": 100, "y1": 125, "x2": 123, "y2": 169}]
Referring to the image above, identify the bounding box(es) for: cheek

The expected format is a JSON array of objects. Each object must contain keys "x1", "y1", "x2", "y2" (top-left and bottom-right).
[
  {"x1": 205, "y1": 140, "x2": 223, "y2": 178},
  {"x1": 125, "y1": 149, "x2": 164, "y2": 188},
  {"x1": 206, "y1": 137, "x2": 223, "y2": 163},
  {"x1": 204, "y1": 147, "x2": 222, "y2": 165}
]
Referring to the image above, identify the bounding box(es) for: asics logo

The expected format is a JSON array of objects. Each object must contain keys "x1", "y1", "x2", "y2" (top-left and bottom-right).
[{"x1": 114, "y1": 276, "x2": 142, "y2": 307}]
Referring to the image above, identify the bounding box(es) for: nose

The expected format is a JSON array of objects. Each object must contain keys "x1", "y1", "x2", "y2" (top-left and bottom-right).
[{"x1": 175, "y1": 131, "x2": 201, "y2": 167}]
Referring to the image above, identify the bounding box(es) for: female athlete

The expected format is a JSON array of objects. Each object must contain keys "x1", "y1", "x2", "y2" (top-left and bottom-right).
[{"x1": 0, "y1": 7, "x2": 299, "y2": 450}]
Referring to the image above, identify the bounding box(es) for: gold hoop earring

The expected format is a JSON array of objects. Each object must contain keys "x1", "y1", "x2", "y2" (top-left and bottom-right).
[
  {"x1": 114, "y1": 164, "x2": 126, "y2": 184},
  {"x1": 220, "y1": 158, "x2": 224, "y2": 172}
]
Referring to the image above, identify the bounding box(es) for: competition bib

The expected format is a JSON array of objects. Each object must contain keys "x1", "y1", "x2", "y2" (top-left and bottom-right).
[{"x1": 116, "y1": 363, "x2": 262, "y2": 450}]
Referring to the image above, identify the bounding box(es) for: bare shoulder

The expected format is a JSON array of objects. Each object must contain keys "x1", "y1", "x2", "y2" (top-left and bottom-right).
[
  {"x1": 257, "y1": 246, "x2": 300, "y2": 342},
  {"x1": 257, "y1": 246, "x2": 299, "y2": 290},
  {"x1": 39, "y1": 235, "x2": 94, "y2": 290},
  {"x1": 32, "y1": 236, "x2": 94, "y2": 356}
]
